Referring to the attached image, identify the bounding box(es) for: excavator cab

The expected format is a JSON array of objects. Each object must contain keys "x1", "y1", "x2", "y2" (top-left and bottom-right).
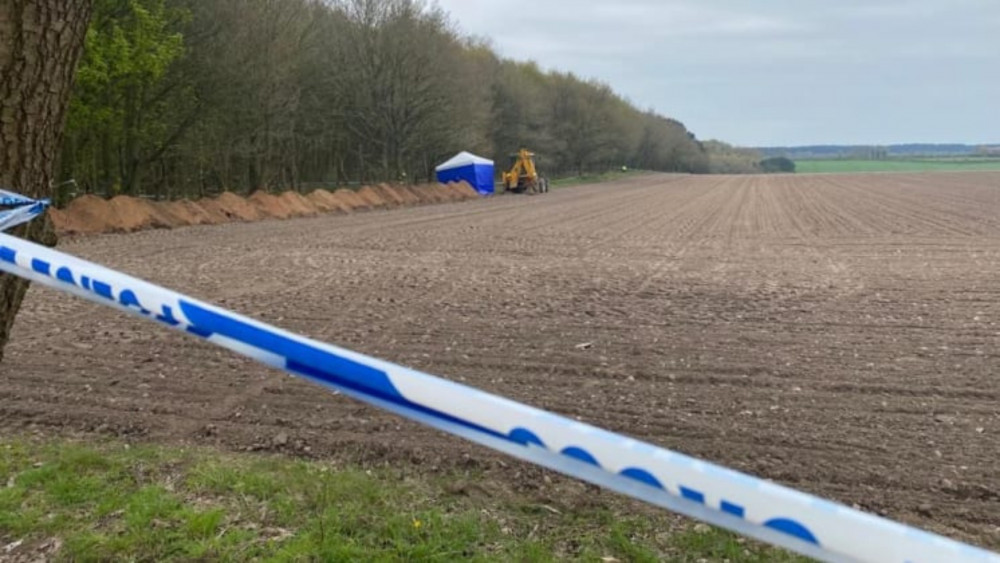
[{"x1": 502, "y1": 149, "x2": 548, "y2": 194}]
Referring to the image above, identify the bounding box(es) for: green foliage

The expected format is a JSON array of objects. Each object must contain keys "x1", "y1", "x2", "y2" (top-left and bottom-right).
[
  {"x1": 760, "y1": 156, "x2": 796, "y2": 173},
  {"x1": 0, "y1": 436, "x2": 805, "y2": 561},
  {"x1": 64, "y1": 0, "x2": 188, "y2": 196},
  {"x1": 59, "y1": 0, "x2": 711, "y2": 200},
  {"x1": 703, "y1": 140, "x2": 762, "y2": 173},
  {"x1": 550, "y1": 168, "x2": 647, "y2": 189},
  {"x1": 794, "y1": 158, "x2": 1000, "y2": 173}
]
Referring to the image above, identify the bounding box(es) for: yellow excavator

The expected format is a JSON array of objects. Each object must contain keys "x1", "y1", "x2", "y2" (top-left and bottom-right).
[{"x1": 501, "y1": 149, "x2": 549, "y2": 194}]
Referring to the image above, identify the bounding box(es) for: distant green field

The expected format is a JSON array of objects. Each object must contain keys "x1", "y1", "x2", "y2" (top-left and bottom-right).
[{"x1": 794, "y1": 158, "x2": 1000, "y2": 173}]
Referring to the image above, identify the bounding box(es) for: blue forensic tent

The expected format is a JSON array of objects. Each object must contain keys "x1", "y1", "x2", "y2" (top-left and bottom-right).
[{"x1": 435, "y1": 151, "x2": 494, "y2": 194}]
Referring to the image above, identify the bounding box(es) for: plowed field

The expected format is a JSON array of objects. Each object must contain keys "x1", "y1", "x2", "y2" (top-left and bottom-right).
[{"x1": 3, "y1": 172, "x2": 1000, "y2": 548}]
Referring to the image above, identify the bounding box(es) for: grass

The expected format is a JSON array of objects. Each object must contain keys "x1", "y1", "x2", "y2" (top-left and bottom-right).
[
  {"x1": 0, "y1": 436, "x2": 805, "y2": 562},
  {"x1": 550, "y1": 169, "x2": 646, "y2": 189},
  {"x1": 794, "y1": 158, "x2": 1000, "y2": 173}
]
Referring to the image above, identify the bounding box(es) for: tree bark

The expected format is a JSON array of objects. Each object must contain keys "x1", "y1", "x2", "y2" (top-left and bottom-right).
[{"x1": 0, "y1": 0, "x2": 94, "y2": 360}]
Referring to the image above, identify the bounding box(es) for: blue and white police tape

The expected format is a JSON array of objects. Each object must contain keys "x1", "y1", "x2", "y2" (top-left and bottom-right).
[
  {"x1": 0, "y1": 190, "x2": 49, "y2": 232},
  {"x1": 0, "y1": 193, "x2": 995, "y2": 563}
]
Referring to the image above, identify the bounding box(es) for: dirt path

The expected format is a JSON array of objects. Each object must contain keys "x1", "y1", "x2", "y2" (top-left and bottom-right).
[{"x1": 2, "y1": 172, "x2": 1000, "y2": 548}]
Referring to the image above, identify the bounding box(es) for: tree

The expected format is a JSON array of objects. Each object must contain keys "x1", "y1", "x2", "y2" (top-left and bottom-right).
[
  {"x1": 54, "y1": 0, "x2": 714, "y2": 197},
  {"x1": 332, "y1": 0, "x2": 487, "y2": 182},
  {"x1": 703, "y1": 140, "x2": 761, "y2": 174},
  {"x1": 759, "y1": 156, "x2": 796, "y2": 173},
  {"x1": 0, "y1": 0, "x2": 95, "y2": 359},
  {"x1": 64, "y1": 0, "x2": 188, "y2": 196}
]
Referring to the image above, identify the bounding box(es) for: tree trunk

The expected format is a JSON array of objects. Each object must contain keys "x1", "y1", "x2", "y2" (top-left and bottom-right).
[{"x1": 0, "y1": 0, "x2": 94, "y2": 360}]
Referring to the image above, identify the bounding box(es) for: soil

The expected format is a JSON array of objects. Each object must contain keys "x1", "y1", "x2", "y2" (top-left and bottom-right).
[
  {"x1": 372, "y1": 184, "x2": 407, "y2": 206},
  {"x1": 356, "y1": 186, "x2": 387, "y2": 208},
  {"x1": 248, "y1": 191, "x2": 294, "y2": 220},
  {"x1": 4, "y1": 172, "x2": 1000, "y2": 549},
  {"x1": 395, "y1": 184, "x2": 424, "y2": 204},
  {"x1": 49, "y1": 187, "x2": 479, "y2": 238},
  {"x1": 333, "y1": 188, "x2": 369, "y2": 211},
  {"x1": 422, "y1": 183, "x2": 446, "y2": 202},
  {"x1": 388, "y1": 185, "x2": 420, "y2": 206},
  {"x1": 162, "y1": 199, "x2": 219, "y2": 226},
  {"x1": 441, "y1": 183, "x2": 464, "y2": 201},
  {"x1": 278, "y1": 191, "x2": 319, "y2": 217},
  {"x1": 409, "y1": 184, "x2": 441, "y2": 203},
  {"x1": 108, "y1": 196, "x2": 183, "y2": 231},
  {"x1": 46, "y1": 208, "x2": 86, "y2": 235},
  {"x1": 208, "y1": 192, "x2": 257, "y2": 222},
  {"x1": 428, "y1": 183, "x2": 451, "y2": 203},
  {"x1": 305, "y1": 190, "x2": 346, "y2": 213},
  {"x1": 451, "y1": 181, "x2": 479, "y2": 198},
  {"x1": 61, "y1": 194, "x2": 118, "y2": 234}
]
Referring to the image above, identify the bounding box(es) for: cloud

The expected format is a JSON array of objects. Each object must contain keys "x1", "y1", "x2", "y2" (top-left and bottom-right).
[
  {"x1": 434, "y1": 0, "x2": 1000, "y2": 145},
  {"x1": 586, "y1": 3, "x2": 809, "y2": 37}
]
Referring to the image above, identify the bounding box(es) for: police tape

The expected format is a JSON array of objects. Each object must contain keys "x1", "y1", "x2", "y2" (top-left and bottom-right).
[
  {"x1": 0, "y1": 190, "x2": 49, "y2": 232},
  {"x1": 0, "y1": 194, "x2": 995, "y2": 563}
]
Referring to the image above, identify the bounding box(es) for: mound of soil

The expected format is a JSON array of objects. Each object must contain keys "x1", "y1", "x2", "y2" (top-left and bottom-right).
[
  {"x1": 63, "y1": 194, "x2": 119, "y2": 234},
  {"x1": 148, "y1": 200, "x2": 189, "y2": 228},
  {"x1": 194, "y1": 198, "x2": 236, "y2": 223},
  {"x1": 212, "y1": 192, "x2": 261, "y2": 222},
  {"x1": 307, "y1": 189, "x2": 351, "y2": 213},
  {"x1": 334, "y1": 189, "x2": 369, "y2": 211},
  {"x1": 248, "y1": 191, "x2": 293, "y2": 220},
  {"x1": 106, "y1": 196, "x2": 150, "y2": 231},
  {"x1": 304, "y1": 190, "x2": 335, "y2": 212},
  {"x1": 356, "y1": 186, "x2": 387, "y2": 208},
  {"x1": 451, "y1": 181, "x2": 480, "y2": 199},
  {"x1": 51, "y1": 179, "x2": 480, "y2": 238},
  {"x1": 388, "y1": 185, "x2": 420, "y2": 205},
  {"x1": 157, "y1": 201, "x2": 194, "y2": 226},
  {"x1": 47, "y1": 207, "x2": 87, "y2": 236},
  {"x1": 330, "y1": 190, "x2": 361, "y2": 211},
  {"x1": 163, "y1": 199, "x2": 222, "y2": 226},
  {"x1": 396, "y1": 185, "x2": 429, "y2": 204},
  {"x1": 431, "y1": 183, "x2": 456, "y2": 202},
  {"x1": 279, "y1": 191, "x2": 319, "y2": 217},
  {"x1": 407, "y1": 184, "x2": 440, "y2": 204},
  {"x1": 372, "y1": 184, "x2": 406, "y2": 207}
]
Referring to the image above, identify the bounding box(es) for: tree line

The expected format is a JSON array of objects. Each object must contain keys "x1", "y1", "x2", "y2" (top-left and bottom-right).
[{"x1": 56, "y1": 0, "x2": 743, "y2": 202}]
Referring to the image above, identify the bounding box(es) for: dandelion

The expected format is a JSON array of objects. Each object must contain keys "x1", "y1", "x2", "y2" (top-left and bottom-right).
[{"x1": 412, "y1": 518, "x2": 423, "y2": 529}]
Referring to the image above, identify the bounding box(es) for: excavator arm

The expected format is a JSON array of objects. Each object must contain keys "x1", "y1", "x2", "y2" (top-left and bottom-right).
[{"x1": 502, "y1": 149, "x2": 547, "y2": 194}]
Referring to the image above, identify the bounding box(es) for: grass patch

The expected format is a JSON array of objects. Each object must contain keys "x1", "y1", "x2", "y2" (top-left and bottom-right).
[
  {"x1": 794, "y1": 158, "x2": 1000, "y2": 173},
  {"x1": 550, "y1": 169, "x2": 646, "y2": 188},
  {"x1": 0, "y1": 436, "x2": 804, "y2": 561}
]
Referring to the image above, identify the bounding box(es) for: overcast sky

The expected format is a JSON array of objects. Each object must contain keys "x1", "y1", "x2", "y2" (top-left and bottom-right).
[{"x1": 434, "y1": 1, "x2": 1000, "y2": 147}]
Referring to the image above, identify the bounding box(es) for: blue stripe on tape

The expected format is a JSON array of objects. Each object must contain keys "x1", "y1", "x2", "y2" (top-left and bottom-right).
[
  {"x1": 620, "y1": 468, "x2": 664, "y2": 489},
  {"x1": 722, "y1": 501, "x2": 746, "y2": 518},
  {"x1": 681, "y1": 486, "x2": 706, "y2": 503},
  {"x1": 765, "y1": 518, "x2": 818, "y2": 544},
  {"x1": 562, "y1": 446, "x2": 600, "y2": 466},
  {"x1": 30, "y1": 259, "x2": 50, "y2": 275},
  {"x1": 181, "y1": 300, "x2": 518, "y2": 445},
  {"x1": 180, "y1": 300, "x2": 402, "y2": 400},
  {"x1": 509, "y1": 428, "x2": 546, "y2": 447},
  {"x1": 286, "y1": 359, "x2": 511, "y2": 443},
  {"x1": 178, "y1": 299, "x2": 823, "y2": 545}
]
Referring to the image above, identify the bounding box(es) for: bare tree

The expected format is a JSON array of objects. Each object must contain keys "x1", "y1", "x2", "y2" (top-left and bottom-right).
[
  {"x1": 0, "y1": 0, "x2": 94, "y2": 358},
  {"x1": 55, "y1": 0, "x2": 712, "y2": 198}
]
